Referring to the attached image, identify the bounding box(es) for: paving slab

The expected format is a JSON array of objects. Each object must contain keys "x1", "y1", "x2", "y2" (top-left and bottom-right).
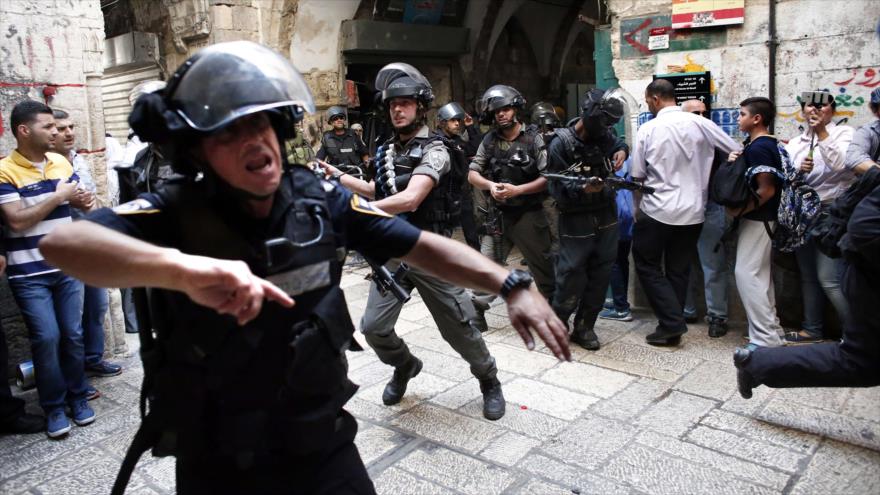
[
  {"x1": 539, "y1": 416, "x2": 639, "y2": 470},
  {"x1": 685, "y1": 425, "x2": 807, "y2": 472},
  {"x1": 478, "y1": 431, "x2": 540, "y2": 467},
  {"x1": 372, "y1": 466, "x2": 455, "y2": 495},
  {"x1": 389, "y1": 402, "x2": 505, "y2": 453},
  {"x1": 790, "y1": 438, "x2": 880, "y2": 495},
  {"x1": 395, "y1": 445, "x2": 516, "y2": 495},
  {"x1": 633, "y1": 390, "x2": 717, "y2": 438},
  {"x1": 601, "y1": 444, "x2": 776, "y2": 495},
  {"x1": 756, "y1": 396, "x2": 880, "y2": 451},
  {"x1": 500, "y1": 377, "x2": 600, "y2": 421},
  {"x1": 539, "y1": 360, "x2": 636, "y2": 398},
  {"x1": 517, "y1": 453, "x2": 634, "y2": 495}
]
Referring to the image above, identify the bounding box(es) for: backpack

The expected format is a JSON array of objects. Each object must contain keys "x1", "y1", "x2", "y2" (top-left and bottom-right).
[
  {"x1": 710, "y1": 152, "x2": 755, "y2": 208},
  {"x1": 773, "y1": 144, "x2": 822, "y2": 253},
  {"x1": 712, "y1": 140, "x2": 783, "y2": 248},
  {"x1": 810, "y1": 165, "x2": 880, "y2": 258}
]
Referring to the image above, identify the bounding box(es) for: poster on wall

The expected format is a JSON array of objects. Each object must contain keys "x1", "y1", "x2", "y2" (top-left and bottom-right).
[{"x1": 672, "y1": 0, "x2": 744, "y2": 30}]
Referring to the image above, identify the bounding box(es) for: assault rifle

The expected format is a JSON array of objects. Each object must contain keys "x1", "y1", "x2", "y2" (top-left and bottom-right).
[
  {"x1": 543, "y1": 173, "x2": 656, "y2": 195},
  {"x1": 478, "y1": 197, "x2": 506, "y2": 265}
]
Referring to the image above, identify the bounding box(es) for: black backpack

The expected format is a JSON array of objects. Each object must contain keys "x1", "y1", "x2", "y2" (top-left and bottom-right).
[
  {"x1": 810, "y1": 165, "x2": 880, "y2": 258},
  {"x1": 710, "y1": 152, "x2": 754, "y2": 208}
]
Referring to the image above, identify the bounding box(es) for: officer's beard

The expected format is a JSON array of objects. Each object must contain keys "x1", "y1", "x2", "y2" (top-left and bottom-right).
[{"x1": 496, "y1": 116, "x2": 517, "y2": 130}]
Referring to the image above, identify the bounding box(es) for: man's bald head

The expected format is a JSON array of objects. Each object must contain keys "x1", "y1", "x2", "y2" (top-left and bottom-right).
[{"x1": 681, "y1": 99, "x2": 707, "y2": 116}]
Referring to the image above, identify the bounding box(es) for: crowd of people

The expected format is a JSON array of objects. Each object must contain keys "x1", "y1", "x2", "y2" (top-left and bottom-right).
[{"x1": 0, "y1": 38, "x2": 876, "y2": 494}]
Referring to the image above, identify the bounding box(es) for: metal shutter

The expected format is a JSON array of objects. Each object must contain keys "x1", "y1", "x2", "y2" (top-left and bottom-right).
[{"x1": 101, "y1": 65, "x2": 160, "y2": 142}]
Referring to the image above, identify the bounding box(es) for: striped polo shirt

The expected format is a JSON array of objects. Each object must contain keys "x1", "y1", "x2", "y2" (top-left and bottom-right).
[{"x1": 0, "y1": 150, "x2": 79, "y2": 279}]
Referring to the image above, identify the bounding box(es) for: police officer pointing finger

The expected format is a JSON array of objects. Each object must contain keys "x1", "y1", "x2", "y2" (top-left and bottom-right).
[{"x1": 39, "y1": 43, "x2": 569, "y2": 494}]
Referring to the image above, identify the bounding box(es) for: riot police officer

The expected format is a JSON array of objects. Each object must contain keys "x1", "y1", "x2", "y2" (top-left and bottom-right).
[
  {"x1": 545, "y1": 89, "x2": 629, "y2": 350},
  {"x1": 437, "y1": 101, "x2": 480, "y2": 248},
  {"x1": 468, "y1": 85, "x2": 556, "y2": 331},
  {"x1": 317, "y1": 105, "x2": 369, "y2": 177},
  {"x1": 323, "y1": 63, "x2": 521, "y2": 421},
  {"x1": 529, "y1": 101, "x2": 562, "y2": 139},
  {"x1": 39, "y1": 43, "x2": 569, "y2": 493}
]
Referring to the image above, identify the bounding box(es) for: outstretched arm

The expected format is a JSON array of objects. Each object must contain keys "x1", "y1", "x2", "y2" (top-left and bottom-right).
[
  {"x1": 39, "y1": 221, "x2": 293, "y2": 325},
  {"x1": 401, "y1": 231, "x2": 571, "y2": 361}
]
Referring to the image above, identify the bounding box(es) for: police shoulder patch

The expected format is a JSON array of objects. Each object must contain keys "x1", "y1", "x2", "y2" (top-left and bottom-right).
[
  {"x1": 113, "y1": 198, "x2": 160, "y2": 215},
  {"x1": 350, "y1": 194, "x2": 391, "y2": 218}
]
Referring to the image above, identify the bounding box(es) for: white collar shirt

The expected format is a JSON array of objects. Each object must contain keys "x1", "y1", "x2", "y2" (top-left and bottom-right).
[
  {"x1": 784, "y1": 122, "x2": 855, "y2": 202},
  {"x1": 630, "y1": 105, "x2": 740, "y2": 225}
]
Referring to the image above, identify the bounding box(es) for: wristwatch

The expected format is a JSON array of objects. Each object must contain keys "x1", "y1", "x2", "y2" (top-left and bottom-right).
[{"x1": 500, "y1": 269, "x2": 533, "y2": 300}]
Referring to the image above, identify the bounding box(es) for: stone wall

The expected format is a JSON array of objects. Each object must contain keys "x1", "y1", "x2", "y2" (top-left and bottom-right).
[{"x1": 606, "y1": 0, "x2": 880, "y2": 140}]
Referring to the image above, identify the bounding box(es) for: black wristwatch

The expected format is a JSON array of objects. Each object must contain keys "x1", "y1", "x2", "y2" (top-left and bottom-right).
[{"x1": 500, "y1": 269, "x2": 533, "y2": 300}]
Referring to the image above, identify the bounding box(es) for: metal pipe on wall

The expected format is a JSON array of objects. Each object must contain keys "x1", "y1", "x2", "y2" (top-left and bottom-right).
[{"x1": 768, "y1": 0, "x2": 777, "y2": 134}]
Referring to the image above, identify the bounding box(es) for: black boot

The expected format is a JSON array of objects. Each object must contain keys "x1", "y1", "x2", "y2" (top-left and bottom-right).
[
  {"x1": 732, "y1": 347, "x2": 758, "y2": 399},
  {"x1": 571, "y1": 323, "x2": 600, "y2": 351},
  {"x1": 382, "y1": 357, "x2": 423, "y2": 405},
  {"x1": 480, "y1": 377, "x2": 505, "y2": 420}
]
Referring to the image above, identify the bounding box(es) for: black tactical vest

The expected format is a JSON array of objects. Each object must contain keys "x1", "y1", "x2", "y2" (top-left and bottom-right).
[
  {"x1": 122, "y1": 167, "x2": 357, "y2": 475},
  {"x1": 483, "y1": 128, "x2": 545, "y2": 210},
  {"x1": 321, "y1": 130, "x2": 362, "y2": 166},
  {"x1": 373, "y1": 134, "x2": 460, "y2": 234},
  {"x1": 550, "y1": 126, "x2": 615, "y2": 212}
]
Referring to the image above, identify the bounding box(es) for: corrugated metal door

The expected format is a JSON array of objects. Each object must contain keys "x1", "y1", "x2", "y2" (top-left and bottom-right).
[{"x1": 101, "y1": 65, "x2": 160, "y2": 141}]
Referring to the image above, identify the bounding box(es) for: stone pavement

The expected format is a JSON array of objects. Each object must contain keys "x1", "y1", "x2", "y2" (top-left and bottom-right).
[{"x1": 2, "y1": 264, "x2": 880, "y2": 494}]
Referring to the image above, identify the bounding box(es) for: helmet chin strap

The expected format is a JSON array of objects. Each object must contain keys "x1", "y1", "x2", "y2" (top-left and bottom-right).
[
  {"x1": 393, "y1": 108, "x2": 425, "y2": 136},
  {"x1": 197, "y1": 126, "x2": 288, "y2": 202}
]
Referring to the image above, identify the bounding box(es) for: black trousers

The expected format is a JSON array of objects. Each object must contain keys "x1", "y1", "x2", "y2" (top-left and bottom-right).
[
  {"x1": 460, "y1": 193, "x2": 480, "y2": 250},
  {"x1": 175, "y1": 439, "x2": 375, "y2": 495},
  {"x1": 551, "y1": 207, "x2": 618, "y2": 331},
  {"x1": 745, "y1": 261, "x2": 880, "y2": 388},
  {"x1": 0, "y1": 320, "x2": 26, "y2": 424},
  {"x1": 632, "y1": 213, "x2": 702, "y2": 333}
]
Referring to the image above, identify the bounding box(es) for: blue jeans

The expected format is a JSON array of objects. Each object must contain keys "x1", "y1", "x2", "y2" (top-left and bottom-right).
[
  {"x1": 795, "y1": 240, "x2": 849, "y2": 336},
  {"x1": 685, "y1": 201, "x2": 730, "y2": 323},
  {"x1": 8, "y1": 271, "x2": 87, "y2": 412},
  {"x1": 82, "y1": 285, "x2": 109, "y2": 366},
  {"x1": 609, "y1": 239, "x2": 632, "y2": 312},
  {"x1": 121, "y1": 287, "x2": 139, "y2": 333}
]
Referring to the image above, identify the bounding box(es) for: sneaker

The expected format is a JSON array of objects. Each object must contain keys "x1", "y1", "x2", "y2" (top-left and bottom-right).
[
  {"x1": 683, "y1": 310, "x2": 698, "y2": 324},
  {"x1": 0, "y1": 412, "x2": 45, "y2": 435},
  {"x1": 86, "y1": 386, "x2": 101, "y2": 401},
  {"x1": 85, "y1": 361, "x2": 122, "y2": 378},
  {"x1": 603, "y1": 298, "x2": 614, "y2": 310},
  {"x1": 46, "y1": 409, "x2": 71, "y2": 438},
  {"x1": 708, "y1": 321, "x2": 729, "y2": 338},
  {"x1": 70, "y1": 400, "x2": 96, "y2": 426},
  {"x1": 784, "y1": 331, "x2": 822, "y2": 344},
  {"x1": 598, "y1": 308, "x2": 633, "y2": 322}
]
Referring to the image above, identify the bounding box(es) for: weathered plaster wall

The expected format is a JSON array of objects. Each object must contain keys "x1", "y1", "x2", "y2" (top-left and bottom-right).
[{"x1": 607, "y1": 0, "x2": 880, "y2": 141}]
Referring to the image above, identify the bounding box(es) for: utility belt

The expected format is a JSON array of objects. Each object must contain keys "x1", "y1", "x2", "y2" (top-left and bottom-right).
[{"x1": 555, "y1": 190, "x2": 615, "y2": 213}]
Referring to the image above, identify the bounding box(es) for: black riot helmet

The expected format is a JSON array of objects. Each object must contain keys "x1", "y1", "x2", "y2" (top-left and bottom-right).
[
  {"x1": 530, "y1": 101, "x2": 560, "y2": 128},
  {"x1": 581, "y1": 88, "x2": 625, "y2": 129},
  {"x1": 375, "y1": 63, "x2": 434, "y2": 106},
  {"x1": 481, "y1": 85, "x2": 526, "y2": 114},
  {"x1": 326, "y1": 106, "x2": 347, "y2": 122},
  {"x1": 128, "y1": 41, "x2": 315, "y2": 176},
  {"x1": 437, "y1": 102, "x2": 465, "y2": 122}
]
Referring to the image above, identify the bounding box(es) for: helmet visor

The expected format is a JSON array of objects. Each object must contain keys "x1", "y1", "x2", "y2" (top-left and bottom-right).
[{"x1": 171, "y1": 41, "x2": 315, "y2": 132}]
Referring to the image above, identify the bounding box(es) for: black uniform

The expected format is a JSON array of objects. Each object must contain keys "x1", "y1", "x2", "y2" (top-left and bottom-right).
[
  {"x1": 87, "y1": 166, "x2": 420, "y2": 494},
  {"x1": 436, "y1": 128, "x2": 480, "y2": 248},
  {"x1": 317, "y1": 129, "x2": 368, "y2": 172},
  {"x1": 741, "y1": 182, "x2": 880, "y2": 388},
  {"x1": 546, "y1": 127, "x2": 628, "y2": 337}
]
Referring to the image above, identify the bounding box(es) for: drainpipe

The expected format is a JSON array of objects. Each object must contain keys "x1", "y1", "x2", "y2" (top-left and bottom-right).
[{"x1": 768, "y1": 0, "x2": 777, "y2": 134}]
